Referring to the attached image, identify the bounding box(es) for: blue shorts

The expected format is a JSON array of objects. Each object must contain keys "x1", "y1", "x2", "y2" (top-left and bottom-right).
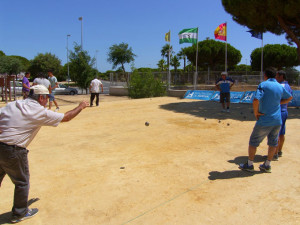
[
  {"x1": 279, "y1": 111, "x2": 288, "y2": 136},
  {"x1": 249, "y1": 124, "x2": 281, "y2": 147},
  {"x1": 49, "y1": 93, "x2": 55, "y2": 102}
]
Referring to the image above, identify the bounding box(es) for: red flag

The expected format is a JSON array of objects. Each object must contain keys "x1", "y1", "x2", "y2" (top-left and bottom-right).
[{"x1": 214, "y1": 23, "x2": 227, "y2": 41}]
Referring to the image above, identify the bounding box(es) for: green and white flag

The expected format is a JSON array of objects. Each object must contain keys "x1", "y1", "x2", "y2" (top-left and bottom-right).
[{"x1": 178, "y1": 28, "x2": 198, "y2": 44}]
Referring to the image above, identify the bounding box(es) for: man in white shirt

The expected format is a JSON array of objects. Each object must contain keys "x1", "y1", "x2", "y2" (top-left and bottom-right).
[
  {"x1": 32, "y1": 73, "x2": 51, "y2": 99},
  {"x1": 89, "y1": 76, "x2": 103, "y2": 107},
  {"x1": 0, "y1": 85, "x2": 88, "y2": 223}
]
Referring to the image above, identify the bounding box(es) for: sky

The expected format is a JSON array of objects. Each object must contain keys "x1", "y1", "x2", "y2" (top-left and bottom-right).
[{"x1": 0, "y1": 0, "x2": 296, "y2": 73}]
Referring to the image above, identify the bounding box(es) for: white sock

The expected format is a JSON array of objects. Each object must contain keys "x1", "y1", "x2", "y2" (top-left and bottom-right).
[
  {"x1": 265, "y1": 160, "x2": 271, "y2": 166},
  {"x1": 248, "y1": 160, "x2": 253, "y2": 166}
]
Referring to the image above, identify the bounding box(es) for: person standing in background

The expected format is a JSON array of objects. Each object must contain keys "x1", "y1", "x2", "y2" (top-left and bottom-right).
[
  {"x1": 215, "y1": 72, "x2": 234, "y2": 112},
  {"x1": 273, "y1": 70, "x2": 293, "y2": 160},
  {"x1": 22, "y1": 72, "x2": 31, "y2": 99},
  {"x1": 48, "y1": 71, "x2": 60, "y2": 111},
  {"x1": 89, "y1": 76, "x2": 103, "y2": 107}
]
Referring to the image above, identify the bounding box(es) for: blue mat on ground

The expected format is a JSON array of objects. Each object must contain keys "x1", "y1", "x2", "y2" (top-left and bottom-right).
[
  {"x1": 288, "y1": 90, "x2": 300, "y2": 107},
  {"x1": 183, "y1": 90, "x2": 215, "y2": 100},
  {"x1": 210, "y1": 91, "x2": 244, "y2": 103}
]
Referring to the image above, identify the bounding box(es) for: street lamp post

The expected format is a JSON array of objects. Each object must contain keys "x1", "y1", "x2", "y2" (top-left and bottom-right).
[
  {"x1": 78, "y1": 17, "x2": 83, "y2": 49},
  {"x1": 67, "y1": 34, "x2": 71, "y2": 85},
  {"x1": 95, "y1": 50, "x2": 99, "y2": 71}
]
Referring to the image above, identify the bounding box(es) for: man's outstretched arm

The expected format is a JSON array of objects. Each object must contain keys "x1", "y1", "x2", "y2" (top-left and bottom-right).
[{"x1": 61, "y1": 101, "x2": 89, "y2": 122}]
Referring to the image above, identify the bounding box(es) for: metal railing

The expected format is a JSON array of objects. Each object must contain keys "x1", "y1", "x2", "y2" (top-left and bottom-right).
[{"x1": 109, "y1": 70, "x2": 300, "y2": 90}]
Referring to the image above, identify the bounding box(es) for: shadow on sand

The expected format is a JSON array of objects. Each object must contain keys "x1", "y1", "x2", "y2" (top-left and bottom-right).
[
  {"x1": 160, "y1": 100, "x2": 300, "y2": 121},
  {"x1": 208, "y1": 154, "x2": 267, "y2": 180},
  {"x1": 0, "y1": 198, "x2": 39, "y2": 224}
]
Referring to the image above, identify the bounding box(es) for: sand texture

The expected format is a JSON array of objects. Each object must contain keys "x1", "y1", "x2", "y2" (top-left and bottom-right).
[{"x1": 1, "y1": 96, "x2": 300, "y2": 225}]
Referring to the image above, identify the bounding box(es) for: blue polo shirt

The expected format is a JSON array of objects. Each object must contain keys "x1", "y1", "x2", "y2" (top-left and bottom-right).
[
  {"x1": 279, "y1": 81, "x2": 292, "y2": 112},
  {"x1": 216, "y1": 77, "x2": 234, "y2": 93},
  {"x1": 254, "y1": 78, "x2": 292, "y2": 126}
]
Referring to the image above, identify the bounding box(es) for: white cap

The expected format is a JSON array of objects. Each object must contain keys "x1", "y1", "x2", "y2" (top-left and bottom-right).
[
  {"x1": 221, "y1": 72, "x2": 228, "y2": 76},
  {"x1": 30, "y1": 85, "x2": 49, "y2": 95}
]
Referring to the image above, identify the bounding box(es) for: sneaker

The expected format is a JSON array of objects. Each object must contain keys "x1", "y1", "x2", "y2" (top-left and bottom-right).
[
  {"x1": 11, "y1": 208, "x2": 39, "y2": 223},
  {"x1": 54, "y1": 107, "x2": 60, "y2": 112},
  {"x1": 226, "y1": 109, "x2": 230, "y2": 113},
  {"x1": 278, "y1": 151, "x2": 283, "y2": 157},
  {"x1": 259, "y1": 162, "x2": 272, "y2": 173},
  {"x1": 221, "y1": 109, "x2": 226, "y2": 112},
  {"x1": 239, "y1": 162, "x2": 254, "y2": 172},
  {"x1": 273, "y1": 154, "x2": 279, "y2": 161}
]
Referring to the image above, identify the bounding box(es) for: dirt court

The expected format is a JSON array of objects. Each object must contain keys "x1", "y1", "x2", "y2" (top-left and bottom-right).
[{"x1": 0, "y1": 95, "x2": 300, "y2": 225}]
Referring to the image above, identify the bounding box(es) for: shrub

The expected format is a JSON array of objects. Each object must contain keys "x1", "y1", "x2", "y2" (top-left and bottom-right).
[{"x1": 128, "y1": 70, "x2": 166, "y2": 98}]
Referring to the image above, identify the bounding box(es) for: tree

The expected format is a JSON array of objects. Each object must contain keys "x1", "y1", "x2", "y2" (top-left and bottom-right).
[
  {"x1": 9, "y1": 55, "x2": 30, "y2": 71},
  {"x1": 184, "y1": 39, "x2": 242, "y2": 70},
  {"x1": 69, "y1": 43, "x2": 97, "y2": 91},
  {"x1": 251, "y1": 44, "x2": 299, "y2": 70},
  {"x1": 107, "y1": 42, "x2": 136, "y2": 72},
  {"x1": 0, "y1": 56, "x2": 22, "y2": 74},
  {"x1": 177, "y1": 49, "x2": 188, "y2": 71},
  {"x1": 170, "y1": 55, "x2": 180, "y2": 73},
  {"x1": 0, "y1": 50, "x2": 5, "y2": 57},
  {"x1": 157, "y1": 59, "x2": 167, "y2": 71},
  {"x1": 160, "y1": 44, "x2": 174, "y2": 68},
  {"x1": 234, "y1": 64, "x2": 252, "y2": 73},
  {"x1": 128, "y1": 69, "x2": 165, "y2": 99},
  {"x1": 28, "y1": 53, "x2": 62, "y2": 78},
  {"x1": 222, "y1": 0, "x2": 300, "y2": 64}
]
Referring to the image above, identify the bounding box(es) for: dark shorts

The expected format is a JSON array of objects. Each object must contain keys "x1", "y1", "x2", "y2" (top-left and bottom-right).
[
  {"x1": 220, "y1": 92, "x2": 230, "y2": 103},
  {"x1": 279, "y1": 111, "x2": 288, "y2": 136},
  {"x1": 22, "y1": 91, "x2": 29, "y2": 99}
]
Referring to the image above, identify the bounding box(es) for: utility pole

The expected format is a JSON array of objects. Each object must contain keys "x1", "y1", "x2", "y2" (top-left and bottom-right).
[{"x1": 67, "y1": 34, "x2": 71, "y2": 85}]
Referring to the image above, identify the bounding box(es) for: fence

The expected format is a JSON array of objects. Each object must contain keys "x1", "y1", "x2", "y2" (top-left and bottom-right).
[{"x1": 110, "y1": 71, "x2": 300, "y2": 89}]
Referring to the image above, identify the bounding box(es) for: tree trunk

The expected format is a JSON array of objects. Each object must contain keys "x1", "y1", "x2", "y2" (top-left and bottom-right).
[
  {"x1": 184, "y1": 57, "x2": 186, "y2": 72},
  {"x1": 277, "y1": 15, "x2": 300, "y2": 64},
  {"x1": 121, "y1": 63, "x2": 126, "y2": 73}
]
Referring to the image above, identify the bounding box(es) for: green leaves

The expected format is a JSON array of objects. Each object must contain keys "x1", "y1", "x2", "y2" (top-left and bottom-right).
[
  {"x1": 251, "y1": 44, "x2": 299, "y2": 70},
  {"x1": 222, "y1": 0, "x2": 300, "y2": 64},
  {"x1": 0, "y1": 56, "x2": 23, "y2": 75},
  {"x1": 184, "y1": 39, "x2": 241, "y2": 70},
  {"x1": 107, "y1": 42, "x2": 136, "y2": 72},
  {"x1": 69, "y1": 43, "x2": 97, "y2": 89},
  {"x1": 128, "y1": 70, "x2": 166, "y2": 99},
  {"x1": 28, "y1": 53, "x2": 62, "y2": 78}
]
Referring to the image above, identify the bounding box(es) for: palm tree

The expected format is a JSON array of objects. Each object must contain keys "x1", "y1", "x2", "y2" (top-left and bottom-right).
[
  {"x1": 177, "y1": 48, "x2": 187, "y2": 72},
  {"x1": 157, "y1": 59, "x2": 166, "y2": 71},
  {"x1": 170, "y1": 55, "x2": 181, "y2": 84},
  {"x1": 160, "y1": 44, "x2": 174, "y2": 68},
  {"x1": 170, "y1": 55, "x2": 180, "y2": 73}
]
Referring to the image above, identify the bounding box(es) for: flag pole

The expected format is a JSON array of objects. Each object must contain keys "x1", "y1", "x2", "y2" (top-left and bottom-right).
[
  {"x1": 260, "y1": 34, "x2": 264, "y2": 82},
  {"x1": 194, "y1": 27, "x2": 199, "y2": 90},
  {"x1": 225, "y1": 22, "x2": 227, "y2": 72}
]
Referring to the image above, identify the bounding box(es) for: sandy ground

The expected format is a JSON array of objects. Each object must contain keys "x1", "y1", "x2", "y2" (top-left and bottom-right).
[{"x1": 0, "y1": 95, "x2": 300, "y2": 225}]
